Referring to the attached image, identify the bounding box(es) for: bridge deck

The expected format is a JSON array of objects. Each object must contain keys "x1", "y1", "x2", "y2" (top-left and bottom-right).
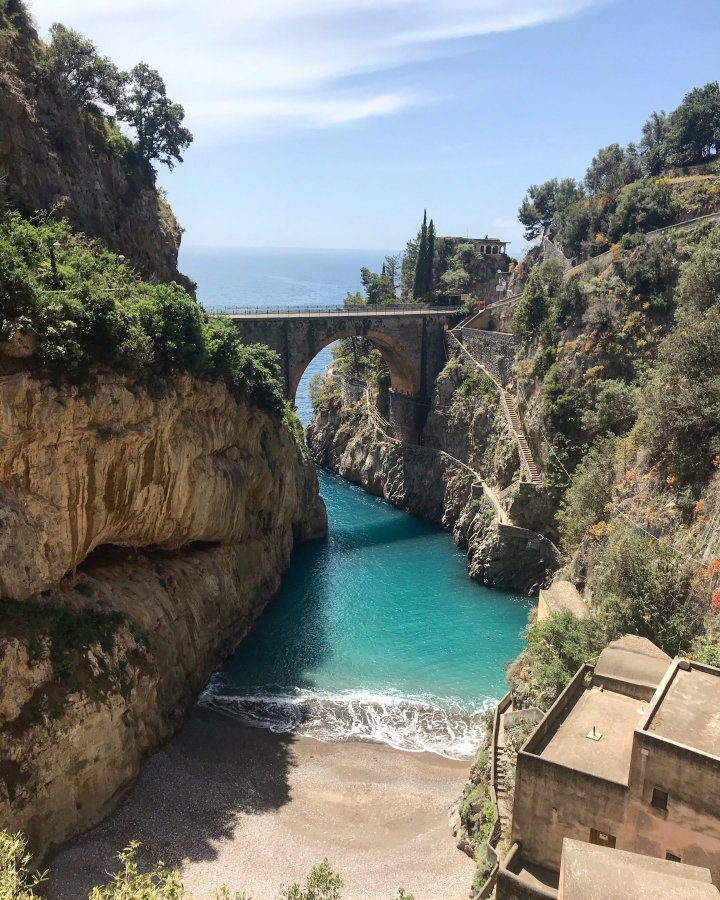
[{"x1": 211, "y1": 306, "x2": 453, "y2": 320}]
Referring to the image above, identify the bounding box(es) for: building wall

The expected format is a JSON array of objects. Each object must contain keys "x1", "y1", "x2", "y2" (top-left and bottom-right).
[
  {"x1": 512, "y1": 753, "x2": 629, "y2": 870},
  {"x1": 624, "y1": 734, "x2": 720, "y2": 884},
  {"x1": 513, "y1": 672, "x2": 720, "y2": 883}
]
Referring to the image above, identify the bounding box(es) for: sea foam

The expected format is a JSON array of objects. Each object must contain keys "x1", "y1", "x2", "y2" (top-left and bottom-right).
[{"x1": 198, "y1": 680, "x2": 494, "y2": 760}]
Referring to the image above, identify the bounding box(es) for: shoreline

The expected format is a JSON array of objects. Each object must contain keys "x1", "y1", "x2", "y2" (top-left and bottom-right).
[{"x1": 50, "y1": 707, "x2": 475, "y2": 900}]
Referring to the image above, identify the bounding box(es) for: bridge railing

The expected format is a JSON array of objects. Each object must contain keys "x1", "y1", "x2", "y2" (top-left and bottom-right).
[{"x1": 205, "y1": 302, "x2": 451, "y2": 316}]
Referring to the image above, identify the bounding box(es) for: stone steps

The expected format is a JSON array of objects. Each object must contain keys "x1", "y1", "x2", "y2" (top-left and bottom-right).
[{"x1": 502, "y1": 393, "x2": 542, "y2": 484}]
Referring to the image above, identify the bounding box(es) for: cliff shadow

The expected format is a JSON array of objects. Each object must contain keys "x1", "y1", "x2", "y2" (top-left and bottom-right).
[{"x1": 49, "y1": 708, "x2": 296, "y2": 899}]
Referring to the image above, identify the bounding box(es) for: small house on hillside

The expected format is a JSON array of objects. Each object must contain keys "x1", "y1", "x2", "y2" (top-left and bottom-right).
[
  {"x1": 473, "y1": 237, "x2": 508, "y2": 255},
  {"x1": 497, "y1": 640, "x2": 720, "y2": 899}
]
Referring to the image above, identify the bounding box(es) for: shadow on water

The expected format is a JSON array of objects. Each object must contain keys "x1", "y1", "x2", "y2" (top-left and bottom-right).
[
  {"x1": 328, "y1": 514, "x2": 433, "y2": 553},
  {"x1": 49, "y1": 709, "x2": 297, "y2": 899}
]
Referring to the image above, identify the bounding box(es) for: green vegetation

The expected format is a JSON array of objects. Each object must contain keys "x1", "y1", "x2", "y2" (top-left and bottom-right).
[
  {"x1": 0, "y1": 597, "x2": 126, "y2": 682},
  {"x1": 413, "y1": 210, "x2": 435, "y2": 301},
  {"x1": 0, "y1": 832, "x2": 47, "y2": 900},
  {"x1": 354, "y1": 215, "x2": 512, "y2": 306},
  {"x1": 330, "y1": 337, "x2": 391, "y2": 390},
  {"x1": 449, "y1": 361, "x2": 499, "y2": 407},
  {"x1": 280, "y1": 860, "x2": 342, "y2": 900},
  {"x1": 116, "y1": 64, "x2": 193, "y2": 170},
  {"x1": 517, "y1": 83, "x2": 720, "y2": 260},
  {"x1": 47, "y1": 21, "x2": 192, "y2": 172},
  {"x1": 343, "y1": 258, "x2": 398, "y2": 306},
  {"x1": 48, "y1": 23, "x2": 123, "y2": 107},
  {"x1": 511, "y1": 269, "x2": 548, "y2": 337},
  {"x1": 0, "y1": 835, "x2": 412, "y2": 900},
  {"x1": 0, "y1": 212, "x2": 285, "y2": 414},
  {"x1": 308, "y1": 371, "x2": 340, "y2": 408},
  {"x1": 556, "y1": 436, "x2": 617, "y2": 553},
  {"x1": 592, "y1": 524, "x2": 697, "y2": 655},
  {"x1": 508, "y1": 610, "x2": 606, "y2": 709},
  {"x1": 507, "y1": 219, "x2": 720, "y2": 696}
]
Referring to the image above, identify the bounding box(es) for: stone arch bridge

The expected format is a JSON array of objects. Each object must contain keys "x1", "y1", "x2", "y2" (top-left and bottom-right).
[{"x1": 228, "y1": 307, "x2": 454, "y2": 441}]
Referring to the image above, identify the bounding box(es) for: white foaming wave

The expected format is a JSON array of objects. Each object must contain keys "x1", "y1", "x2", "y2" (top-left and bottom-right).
[{"x1": 197, "y1": 682, "x2": 494, "y2": 760}]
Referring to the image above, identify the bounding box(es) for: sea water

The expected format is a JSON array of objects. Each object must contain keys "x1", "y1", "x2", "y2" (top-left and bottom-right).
[{"x1": 180, "y1": 246, "x2": 531, "y2": 759}]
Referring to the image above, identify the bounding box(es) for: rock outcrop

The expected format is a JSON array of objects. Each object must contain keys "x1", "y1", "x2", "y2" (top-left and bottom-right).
[
  {"x1": 0, "y1": 373, "x2": 326, "y2": 860},
  {"x1": 0, "y1": 13, "x2": 192, "y2": 290},
  {"x1": 307, "y1": 371, "x2": 558, "y2": 594}
]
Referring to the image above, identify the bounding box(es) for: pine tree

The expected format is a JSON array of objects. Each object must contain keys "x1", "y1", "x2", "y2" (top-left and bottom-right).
[{"x1": 413, "y1": 210, "x2": 428, "y2": 300}]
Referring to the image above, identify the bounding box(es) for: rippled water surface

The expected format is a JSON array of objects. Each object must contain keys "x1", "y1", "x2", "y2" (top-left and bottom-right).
[
  {"x1": 183, "y1": 247, "x2": 531, "y2": 758},
  {"x1": 201, "y1": 470, "x2": 531, "y2": 757}
]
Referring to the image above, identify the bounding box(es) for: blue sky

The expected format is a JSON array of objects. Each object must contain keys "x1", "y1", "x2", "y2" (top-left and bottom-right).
[{"x1": 31, "y1": 0, "x2": 720, "y2": 254}]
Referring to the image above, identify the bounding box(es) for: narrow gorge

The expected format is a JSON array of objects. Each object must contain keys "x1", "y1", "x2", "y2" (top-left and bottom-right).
[{"x1": 306, "y1": 342, "x2": 560, "y2": 595}]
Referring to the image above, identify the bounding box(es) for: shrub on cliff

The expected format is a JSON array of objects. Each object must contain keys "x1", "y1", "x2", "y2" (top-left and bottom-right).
[
  {"x1": 0, "y1": 212, "x2": 285, "y2": 415},
  {"x1": 508, "y1": 610, "x2": 606, "y2": 708},
  {"x1": 557, "y1": 436, "x2": 618, "y2": 553},
  {"x1": 591, "y1": 524, "x2": 697, "y2": 655},
  {"x1": 511, "y1": 269, "x2": 548, "y2": 337},
  {"x1": 48, "y1": 23, "x2": 123, "y2": 108},
  {"x1": 516, "y1": 83, "x2": 720, "y2": 260},
  {"x1": 607, "y1": 178, "x2": 680, "y2": 242}
]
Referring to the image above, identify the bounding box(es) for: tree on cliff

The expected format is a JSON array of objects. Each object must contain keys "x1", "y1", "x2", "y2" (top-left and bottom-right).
[
  {"x1": 48, "y1": 24, "x2": 124, "y2": 107},
  {"x1": 360, "y1": 267, "x2": 395, "y2": 304},
  {"x1": 412, "y1": 211, "x2": 435, "y2": 300},
  {"x1": 511, "y1": 268, "x2": 548, "y2": 337},
  {"x1": 116, "y1": 64, "x2": 193, "y2": 171},
  {"x1": 665, "y1": 82, "x2": 720, "y2": 165}
]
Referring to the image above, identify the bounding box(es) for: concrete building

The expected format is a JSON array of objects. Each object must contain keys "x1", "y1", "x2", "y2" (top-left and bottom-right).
[
  {"x1": 537, "y1": 581, "x2": 588, "y2": 622},
  {"x1": 497, "y1": 640, "x2": 720, "y2": 898},
  {"x1": 559, "y1": 839, "x2": 720, "y2": 900}
]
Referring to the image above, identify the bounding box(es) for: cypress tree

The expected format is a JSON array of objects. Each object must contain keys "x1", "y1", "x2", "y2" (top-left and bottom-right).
[
  {"x1": 424, "y1": 219, "x2": 436, "y2": 297},
  {"x1": 413, "y1": 210, "x2": 428, "y2": 300}
]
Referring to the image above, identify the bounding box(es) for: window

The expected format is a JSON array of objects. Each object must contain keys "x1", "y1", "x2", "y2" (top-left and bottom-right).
[
  {"x1": 652, "y1": 788, "x2": 669, "y2": 810},
  {"x1": 590, "y1": 829, "x2": 616, "y2": 849},
  {"x1": 666, "y1": 852, "x2": 682, "y2": 863}
]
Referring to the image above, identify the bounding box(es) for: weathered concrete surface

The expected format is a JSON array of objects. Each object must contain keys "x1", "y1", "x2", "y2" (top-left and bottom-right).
[
  {"x1": 560, "y1": 839, "x2": 719, "y2": 900},
  {"x1": 537, "y1": 581, "x2": 588, "y2": 621}
]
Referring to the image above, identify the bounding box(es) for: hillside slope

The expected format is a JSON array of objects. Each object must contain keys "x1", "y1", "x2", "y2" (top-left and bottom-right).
[{"x1": 0, "y1": 4, "x2": 192, "y2": 290}]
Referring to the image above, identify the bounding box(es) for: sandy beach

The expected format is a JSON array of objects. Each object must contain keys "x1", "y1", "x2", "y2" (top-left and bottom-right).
[{"x1": 49, "y1": 707, "x2": 475, "y2": 900}]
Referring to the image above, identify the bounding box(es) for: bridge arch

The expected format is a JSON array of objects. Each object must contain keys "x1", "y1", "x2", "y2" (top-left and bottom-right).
[{"x1": 289, "y1": 327, "x2": 420, "y2": 402}]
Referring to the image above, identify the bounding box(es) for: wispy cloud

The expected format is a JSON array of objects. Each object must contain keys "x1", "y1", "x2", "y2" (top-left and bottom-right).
[{"x1": 29, "y1": 0, "x2": 601, "y2": 138}]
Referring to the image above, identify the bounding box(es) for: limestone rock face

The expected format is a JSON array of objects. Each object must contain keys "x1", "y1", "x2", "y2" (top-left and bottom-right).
[
  {"x1": 0, "y1": 373, "x2": 326, "y2": 860},
  {"x1": 307, "y1": 384, "x2": 557, "y2": 594},
  {"x1": 0, "y1": 20, "x2": 192, "y2": 289},
  {"x1": 0, "y1": 373, "x2": 325, "y2": 600}
]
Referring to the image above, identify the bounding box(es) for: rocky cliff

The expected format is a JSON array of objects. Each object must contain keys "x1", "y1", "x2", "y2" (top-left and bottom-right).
[
  {"x1": 0, "y1": 373, "x2": 326, "y2": 860},
  {"x1": 0, "y1": 11, "x2": 192, "y2": 290},
  {"x1": 307, "y1": 366, "x2": 558, "y2": 594}
]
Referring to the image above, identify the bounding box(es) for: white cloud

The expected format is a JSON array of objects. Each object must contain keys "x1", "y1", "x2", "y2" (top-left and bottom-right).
[{"x1": 28, "y1": 0, "x2": 601, "y2": 137}]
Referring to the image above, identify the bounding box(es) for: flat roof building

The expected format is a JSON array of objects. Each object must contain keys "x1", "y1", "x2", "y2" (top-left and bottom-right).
[
  {"x1": 497, "y1": 643, "x2": 720, "y2": 899},
  {"x1": 559, "y1": 839, "x2": 720, "y2": 900}
]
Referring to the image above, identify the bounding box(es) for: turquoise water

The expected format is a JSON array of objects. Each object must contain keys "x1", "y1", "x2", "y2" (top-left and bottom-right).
[
  {"x1": 179, "y1": 246, "x2": 388, "y2": 422},
  {"x1": 200, "y1": 469, "x2": 531, "y2": 757},
  {"x1": 183, "y1": 247, "x2": 531, "y2": 758}
]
